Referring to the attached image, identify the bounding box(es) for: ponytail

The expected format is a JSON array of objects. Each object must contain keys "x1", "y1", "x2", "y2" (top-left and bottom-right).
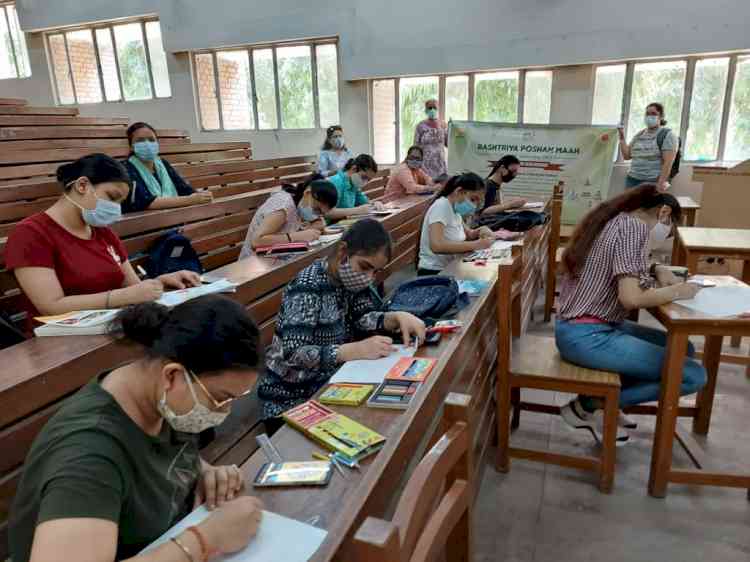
[
  {"x1": 438, "y1": 172, "x2": 485, "y2": 198},
  {"x1": 283, "y1": 173, "x2": 325, "y2": 205},
  {"x1": 487, "y1": 154, "x2": 520, "y2": 180}
]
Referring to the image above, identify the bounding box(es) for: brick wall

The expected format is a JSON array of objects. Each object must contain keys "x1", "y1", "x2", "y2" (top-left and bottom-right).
[
  {"x1": 217, "y1": 56, "x2": 251, "y2": 130},
  {"x1": 195, "y1": 54, "x2": 220, "y2": 129},
  {"x1": 67, "y1": 37, "x2": 102, "y2": 103}
]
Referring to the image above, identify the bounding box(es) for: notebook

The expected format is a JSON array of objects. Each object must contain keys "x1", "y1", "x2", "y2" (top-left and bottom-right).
[{"x1": 33, "y1": 309, "x2": 119, "y2": 337}]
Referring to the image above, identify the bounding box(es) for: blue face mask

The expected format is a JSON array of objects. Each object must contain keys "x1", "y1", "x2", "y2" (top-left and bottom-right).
[
  {"x1": 299, "y1": 205, "x2": 319, "y2": 222},
  {"x1": 454, "y1": 199, "x2": 477, "y2": 216},
  {"x1": 426, "y1": 108, "x2": 438, "y2": 120},
  {"x1": 65, "y1": 185, "x2": 122, "y2": 227},
  {"x1": 133, "y1": 140, "x2": 160, "y2": 161}
]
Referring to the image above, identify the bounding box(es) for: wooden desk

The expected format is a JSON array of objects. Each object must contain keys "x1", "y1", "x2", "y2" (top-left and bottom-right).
[
  {"x1": 676, "y1": 196, "x2": 700, "y2": 227},
  {"x1": 237, "y1": 261, "x2": 499, "y2": 562},
  {"x1": 647, "y1": 275, "x2": 750, "y2": 497}
]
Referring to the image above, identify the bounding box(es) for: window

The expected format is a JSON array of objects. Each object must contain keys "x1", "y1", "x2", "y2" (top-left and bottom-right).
[
  {"x1": 523, "y1": 70, "x2": 552, "y2": 124},
  {"x1": 193, "y1": 41, "x2": 340, "y2": 131},
  {"x1": 592, "y1": 64, "x2": 626, "y2": 125},
  {"x1": 45, "y1": 19, "x2": 171, "y2": 105},
  {"x1": 685, "y1": 58, "x2": 729, "y2": 161},
  {"x1": 0, "y1": 3, "x2": 30, "y2": 79},
  {"x1": 627, "y1": 61, "x2": 686, "y2": 141},
  {"x1": 474, "y1": 71, "x2": 518, "y2": 122},
  {"x1": 399, "y1": 76, "x2": 438, "y2": 160},
  {"x1": 372, "y1": 79, "x2": 396, "y2": 165},
  {"x1": 726, "y1": 56, "x2": 750, "y2": 162},
  {"x1": 445, "y1": 75, "x2": 469, "y2": 122}
]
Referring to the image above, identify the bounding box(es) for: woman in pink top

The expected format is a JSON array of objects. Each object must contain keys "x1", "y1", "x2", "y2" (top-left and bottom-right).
[{"x1": 384, "y1": 146, "x2": 438, "y2": 201}]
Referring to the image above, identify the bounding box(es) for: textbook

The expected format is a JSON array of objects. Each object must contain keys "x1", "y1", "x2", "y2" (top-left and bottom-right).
[
  {"x1": 156, "y1": 278, "x2": 238, "y2": 307},
  {"x1": 33, "y1": 309, "x2": 120, "y2": 337},
  {"x1": 282, "y1": 400, "x2": 386, "y2": 463},
  {"x1": 318, "y1": 383, "x2": 375, "y2": 406}
]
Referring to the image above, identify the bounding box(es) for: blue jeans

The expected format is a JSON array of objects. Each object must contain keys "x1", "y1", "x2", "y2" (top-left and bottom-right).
[
  {"x1": 555, "y1": 320, "x2": 707, "y2": 407},
  {"x1": 625, "y1": 175, "x2": 658, "y2": 189}
]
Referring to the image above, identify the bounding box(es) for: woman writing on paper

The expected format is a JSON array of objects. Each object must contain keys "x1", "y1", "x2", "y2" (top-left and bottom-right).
[
  {"x1": 326, "y1": 154, "x2": 385, "y2": 220},
  {"x1": 257, "y1": 219, "x2": 426, "y2": 431},
  {"x1": 238, "y1": 175, "x2": 339, "y2": 258},
  {"x1": 317, "y1": 125, "x2": 354, "y2": 178},
  {"x1": 10, "y1": 295, "x2": 265, "y2": 562},
  {"x1": 556, "y1": 184, "x2": 706, "y2": 443},
  {"x1": 4, "y1": 154, "x2": 200, "y2": 329},
  {"x1": 417, "y1": 173, "x2": 495, "y2": 276},
  {"x1": 122, "y1": 122, "x2": 213, "y2": 213},
  {"x1": 383, "y1": 145, "x2": 438, "y2": 201},
  {"x1": 413, "y1": 99, "x2": 448, "y2": 179}
]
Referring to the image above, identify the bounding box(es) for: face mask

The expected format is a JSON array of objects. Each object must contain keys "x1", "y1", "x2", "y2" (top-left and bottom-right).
[
  {"x1": 299, "y1": 205, "x2": 318, "y2": 222},
  {"x1": 426, "y1": 108, "x2": 438, "y2": 120},
  {"x1": 133, "y1": 140, "x2": 160, "y2": 161},
  {"x1": 157, "y1": 371, "x2": 230, "y2": 434},
  {"x1": 503, "y1": 172, "x2": 517, "y2": 183},
  {"x1": 645, "y1": 115, "x2": 660, "y2": 128},
  {"x1": 454, "y1": 198, "x2": 477, "y2": 216},
  {"x1": 338, "y1": 259, "x2": 373, "y2": 292},
  {"x1": 332, "y1": 137, "x2": 345, "y2": 149},
  {"x1": 406, "y1": 159, "x2": 422, "y2": 170},
  {"x1": 651, "y1": 221, "x2": 672, "y2": 243},
  {"x1": 350, "y1": 173, "x2": 366, "y2": 189},
  {"x1": 65, "y1": 184, "x2": 122, "y2": 227}
]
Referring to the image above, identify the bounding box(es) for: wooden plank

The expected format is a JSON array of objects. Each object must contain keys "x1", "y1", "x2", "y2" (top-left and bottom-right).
[
  {"x1": 0, "y1": 116, "x2": 128, "y2": 126},
  {"x1": 0, "y1": 127, "x2": 187, "y2": 141},
  {"x1": 0, "y1": 137, "x2": 188, "y2": 150},
  {"x1": 0, "y1": 98, "x2": 26, "y2": 105},
  {"x1": 178, "y1": 156, "x2": 316, "y2": 179},
  {"x1": 0, "y1": 197, "x2": 55, "y2": 222},
  {"x1": 0, "y1": 106, "x2": 79, "y2": 116},
  {"x1": 191, "y1": 163, "x2": 315, "y2": 190},
  {"x1": 0, "y1": 401, "x2": 61, "y2": 474}
]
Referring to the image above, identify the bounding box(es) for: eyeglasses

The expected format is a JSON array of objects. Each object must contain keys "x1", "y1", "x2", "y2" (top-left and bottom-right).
[{"x1": 189, "y1": 370, "x2": 253, "y2": 409}]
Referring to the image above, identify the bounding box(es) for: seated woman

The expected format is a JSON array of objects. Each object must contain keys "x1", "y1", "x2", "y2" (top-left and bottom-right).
[
  {"x1": 9, "y1": 296, "x2": 265, "y2": 562},
  {"x1": 122, "y1": 122, "x2": 213, "y2": 213},
  {"x1": 4, "y1": 154, "x2": 200, "y2": 327},
  {"x1": 556, "y1": 184, "x2": 706, "y2": 442},
  {"x1": 383, "y1": 145, "x2": 438, "y2": 201},
  {"x1": 326, "y1": 154, "x2": 384, "y2": 220},
  {"x1": 238, "y1": 176, "x2": 339, "y2": 258},
  {"x1": 317, "y1": 125, "x2": 354, "y2": 178},
  {"x1": 417, "y1": 173, "x2": 495, "y2": 276},
  {"x1": 257, "y1": 219, "x2": 426, "y2": 431},
  {"x1": 481, "y1": 155, "x2": 525, "y2": 215}
]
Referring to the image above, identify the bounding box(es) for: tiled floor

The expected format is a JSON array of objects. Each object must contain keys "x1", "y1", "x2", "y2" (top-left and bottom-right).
[{"x1": 475, "y1": 311, "x2": 750, "y2": 562}]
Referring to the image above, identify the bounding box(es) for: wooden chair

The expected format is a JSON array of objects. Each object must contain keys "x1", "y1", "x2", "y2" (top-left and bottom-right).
[
  {"x1": 495, "y1": 248, "x2": 621, "y2": 493},
  {"x1": 543, "y1": 182, "x2": 564, "y2": 322},
  {"x1": 352, "y1": 392, "x2": 473, "y2": 562}
]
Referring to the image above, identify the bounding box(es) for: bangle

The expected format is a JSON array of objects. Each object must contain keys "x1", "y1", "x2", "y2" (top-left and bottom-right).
[
  {"x1": 105, "y1": 290, "x2": 112, "y2": 309},
  {"x1": 286, "y1": 232, "x2": 292, "y2": 242},
  {"x1": 186, "y1": 526, "x2": 211, "y2": 562},
  {"x1": 170, "y1": 537, "x2": 195, "y2": 562}
]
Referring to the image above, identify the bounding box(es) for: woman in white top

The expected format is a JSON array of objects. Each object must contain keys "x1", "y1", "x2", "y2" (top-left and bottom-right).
[
  {"x1": 417, "y1": 173, "x2": 495, "y2": 276},
  {"x1": 317, "y1": 126, "x2": 354, "y2": 178},
  {"x1": 239, "y1": 176, "x2": 338, "y2": 258}
]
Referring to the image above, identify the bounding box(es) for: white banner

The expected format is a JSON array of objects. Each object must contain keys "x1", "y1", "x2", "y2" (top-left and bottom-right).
[{"x1": 447, "y1": 121, "x2": 618, "y2": 224}]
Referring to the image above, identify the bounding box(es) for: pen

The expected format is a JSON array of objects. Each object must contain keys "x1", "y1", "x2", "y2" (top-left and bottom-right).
[
  {"x1": 136, "y1": 265, "x2": 148, "y2": 279},
  {"x1": 312, "y1": 452, "x2": 347, "y2": 479}
]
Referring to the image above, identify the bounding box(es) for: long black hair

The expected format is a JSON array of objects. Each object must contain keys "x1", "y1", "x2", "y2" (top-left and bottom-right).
[
  {"x1": 322, "y1": 125, "x2": 345, "y2": 150},
  {"x1": 437, "y1": 172, "x2": 485, "y2": 198},
  {"x1": 343, "y1": 154, "x2": 378, "y2": 174},
  {"x1": 282, "y1": 174, "x2": 338, "y2": 208},
  {"x1": 56, "y1": 153, "x2": 131, "y2": 191},
  {"x1": 341, "y1": 218, "x2": 392, "y2": 262},
  {"x1": 487, "y1": 154, "x2": 520, "y2": 179}
]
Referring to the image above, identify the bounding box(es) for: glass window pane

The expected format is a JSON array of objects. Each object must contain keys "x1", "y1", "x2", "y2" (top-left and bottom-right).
[
  {"x1": 372, "y1": 79, "x2": 396, "y2": 164},
  {"x1": 65, "y1": 29, "x2": 102, "y2": 104},
  {"x1": 316, "y1": 44, "x2": 340, "y2": 128},
  {"x1": 523, "y1": 70, "x2": 552, "y2": 124},
  {"x1": 217, "y1": 50, "x2": 254, "y2": 130},
  {"x1": 0, "y1": 8, "x2": 16, "y2": 79},
  {"x1": 145, "y1": 21, "x2": 171, "y2": 98},
  {"x1": 48, "y1": 34, "x2": 75, "y2": 104},
  {"x1": 474, "y1": 71, "x2": 519, "y2": 123},
  {"x1": 253, "y1": 48, "x2": 278, "y2": 129},
  {"x1": 113, "y1": 23, "x2": 152, "y2": 101},
  {"x1": 726, "y1": 56, "x2": 750, "y2": 162},
  {"x1": 399, "y1": 76, "x2": 439, "y2": 160},
  {"x1": 685, "y1": 58, "x2": 729, "y2": 161},
  {"x1": 445, "y1": 75, "x2": 469, "y2": 122},
  {"x1": 627, "y1": 60, "x2": 686, "y2": 141},
  {"x1": 95, "y1": 29, "x2": 121, "y2": 101},
  {"x1": 194, "y1": 53, "x2": 220, "y2": 130},
  {"x1": 277, "y1": 45, "x2": 314, "y2": 129},
  {"x1": 592, "y1": 65, "x2": 626, "y2": 125},
  {"x1": 7, "y1": 5, "x2": 30, "y2": 78}
]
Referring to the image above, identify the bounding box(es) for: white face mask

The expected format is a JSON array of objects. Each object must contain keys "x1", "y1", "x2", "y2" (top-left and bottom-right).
[
  {"x1": 157, "y1": 371, "x2": 229, "y2": 434},
  {"x1": 651, "y1": 221, "x2": 672, "y2": 243}
]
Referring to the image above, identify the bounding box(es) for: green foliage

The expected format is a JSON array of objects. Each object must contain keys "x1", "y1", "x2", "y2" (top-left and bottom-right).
[
  {"x1": 317, "y1": 49, "x2": 340, "y2": 128},
  {"x1": 627, "y1": 64, "x2": 685, "y2": 142},
  {"x1": 685, "y1": 61, "x2": 728, "y2": 160},
  {"x1": 119, "y1": 41, "x2": 152, "y2": 101},
  {"x1": 474, "y1": 76, "x2": 518, "y2": 123},
  {"x1": 253, "y1": 54, "x2": 278, "y2": 129},
  {"x1": 726, "y1": 59, "x2": 750, "y2": 161},
  {"x1": 524, "y1": 73, "x2": 552, "y2": 124},
  {"x1": 592, "y1": 67, "x2": 626, "y2": 125},
  {"x1": 445, "y1": 79, "x2": 468, "y2": 122},
  {"x1": 278, "y1": 54, "x2": 314, "y2": 129},
  {"x1": 399, "y1": 80, "x2": 438, "y2": 160}
]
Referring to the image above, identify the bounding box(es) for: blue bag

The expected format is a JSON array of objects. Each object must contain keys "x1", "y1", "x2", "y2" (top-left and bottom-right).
[
  {"x1": 145, "y1": 230, "x2": 203, "y2": 278},
  {"x1": 385, "y1": 276, "x2": 468, "y2": 322}
]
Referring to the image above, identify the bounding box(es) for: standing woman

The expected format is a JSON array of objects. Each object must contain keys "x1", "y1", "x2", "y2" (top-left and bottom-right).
[
  {"x1": 619, "y1": 103, "x2": 678, "y2": 191},
  {"x1": 417, "y1": 173, "x2": 494, "y2": 276},
  {"x1": 481, "y1": 155, "x2": 525, "y2": 215},
  {"x1": 122, "y1": 122, "x2": 213, "y2": 213},
  {"x1": 413, "y1": 99, "x2": 448, "y2": 180},
  {"x1": 10, "y1": 295, "x2": 265, "y2": 562},
  {"x1": 4, "y1": 154, "x2": 200, "y2": 328},
  {"x1": 555, "y1": 184, "x2": 706, "y2": 442},
  {"x1": 317, "y1": 125, "x2": 354, "y2": 178},
  {"x1": 383, "y1": 145, "x2": 438, "y2": 201}
]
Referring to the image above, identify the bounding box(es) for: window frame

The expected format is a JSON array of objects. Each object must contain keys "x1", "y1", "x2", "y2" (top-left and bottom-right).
[
  {"x1": 0, "y1": 1, "x2": 31, "y2": 80},
  {"x1": 43, "y1": 16, "x2": 171, "y2": 106},
  {"x1": 191, "y1": 38, "x2": 340, "y2": 132}
]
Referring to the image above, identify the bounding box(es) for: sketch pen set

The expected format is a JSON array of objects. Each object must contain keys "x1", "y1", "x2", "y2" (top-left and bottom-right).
[{"x1": 367, "y1": 357, "x2": 436, "y2": 410}]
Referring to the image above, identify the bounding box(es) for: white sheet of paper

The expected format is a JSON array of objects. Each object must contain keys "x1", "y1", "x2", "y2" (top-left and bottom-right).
[
  {"x1": 675, "y1": 285, "x2": 750, "y2": 317},
  {"x1": 141, "y1": 506, "x2": 327, "y2": 562},
  {"x1": 157, "y1": 279, "x2": 238, "y2": 308},
  {"x1": 490, "y1": 240, "x2": 516, "y2": 251},
  {"x1": 329, "y1": 344, "x2": 417, "y2": 384},
  {"x1": 523, "y1": 202, "x2": 545, "y2": 209}
]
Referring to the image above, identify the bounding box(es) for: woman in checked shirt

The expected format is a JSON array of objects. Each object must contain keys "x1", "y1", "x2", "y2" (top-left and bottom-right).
[{"x1": 555, "y1": 184, "x2": 706, "y2": 444}]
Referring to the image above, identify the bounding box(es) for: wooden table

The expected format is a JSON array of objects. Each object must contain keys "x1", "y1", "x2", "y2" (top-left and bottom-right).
[
  {"x1": 647, "y1": 275, "x2": 750, "y2": 497},
  {"x1": 237, "y1": 261, "x2": 500, "y2": 562},
  {"x1": 676, "y1": 196, "x2": 700, "y2": 226}
]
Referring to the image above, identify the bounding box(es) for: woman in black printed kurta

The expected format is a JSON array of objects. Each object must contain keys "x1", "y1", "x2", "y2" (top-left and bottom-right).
[{"x1": 257, "y1": 219, "x2": 426, "y2": 430}]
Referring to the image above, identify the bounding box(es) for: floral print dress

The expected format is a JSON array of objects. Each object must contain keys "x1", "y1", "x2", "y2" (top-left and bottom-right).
[{"x1": 414, "y1": 120, "x2": 448, "y2": 179}]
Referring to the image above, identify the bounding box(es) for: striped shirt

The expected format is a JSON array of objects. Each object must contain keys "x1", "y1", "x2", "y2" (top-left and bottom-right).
[{"x1": 558, "y1": 213, "x2": 651, "y2": 323}]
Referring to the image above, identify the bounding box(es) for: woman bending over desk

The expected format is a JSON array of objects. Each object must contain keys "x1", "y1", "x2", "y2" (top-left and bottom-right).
[
  {"x1": 417, "y1": 173, "x2": 495, "y2": 276},
  {"x1": 326, "y1": 154, "x2": 385, "y2": 220},
  {"x1": 481, "y1": 155, "x2": 526, "y2": 215},
  {"x1": 4, "y1": 154, "x2": 200, "y2": 328},
  {"x1": 238, "y1": 175, "x2": 338, "y2": 258},
  {"x1": 556, "y1": 184, "x2": 706, "y2": 443},
  {"x1": 257, "y1": 219, "x2": 426, "y2": 431},
  {"x1": 10, "y1": 296, "x2": 264, "y2": 562}
]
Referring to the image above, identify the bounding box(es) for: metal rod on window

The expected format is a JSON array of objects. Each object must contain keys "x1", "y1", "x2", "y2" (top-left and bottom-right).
[
  {"x1": 439, "y1": 75, "x2": 446, "y2": 122},
  {"x1": 212, "y1": 51, "x2": 225, "y2": 130},
  {"x1": 272, "y1": 48, "x2": 282, "y2": 129},
  {"x1": 248, "y1": 48, "x2": 259, "y2": 130},
  {"x1": 91, "y1": 29, "x2": 107, "y2": 103},
  {"x1": 680, "y1": 58, "x2": 696, "y2": 148},
  {"x1": 517, "y1": 70, "x2": 526, "y2": 124},
  {"x1": 3, "y1": 7, "x2": 20, "y2": 78},
  {"x1": 310, "y1": 45, "x2": 321, "y2": 129},
  {"x1": 717, "y1": 55, "x2": 738, "y2": 162},
  {"x1": 394, "y1": 78, "x2": 401, "y2": 164},
  {"x1": 110, "y1": 26, "x2": 125, "y2": 101},
  {"x1": 140, "y1": 21, "x2": 157, "y2": 99},
  {"x1": 62, "y1": 32, "x2": 78, "y2": 104},
  {"x1": 618, "y1": 62, "x2": 635, "y2": 162},
  {"x1": 468, "y1": 74, "x2": 475, "y2": 121},
  {"x1": 46, "y1": 34, "x2": 64, "y2": 104},
  {"x1": 190, "y1": 54, "x2": 206, "y2": 130}
]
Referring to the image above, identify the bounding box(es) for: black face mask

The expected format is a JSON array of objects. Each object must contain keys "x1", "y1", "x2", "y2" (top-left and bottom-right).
[{"x1": 503, "y1": 172, "x2": 517, "y2": 183}]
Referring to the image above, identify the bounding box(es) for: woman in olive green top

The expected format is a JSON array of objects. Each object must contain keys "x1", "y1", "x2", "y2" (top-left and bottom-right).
[{"x1": 10, "y1": 295, "x2": 264, "y2": 562}]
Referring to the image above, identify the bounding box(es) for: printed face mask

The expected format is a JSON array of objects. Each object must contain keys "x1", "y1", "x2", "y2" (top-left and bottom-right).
[
  {"x1": 651, "y1": 221, "x2": 672, "y2": 243},
  {"x1": 645, "y1": 115, "x2": 660, "y2": 128},
  {"x1": 453, "y1": 198, "x2": 477, "y2": 216},
  {"x1": 133, "y1": 140, "x2": 160, "y2": 161},
  {"x1": 65, "y1": 184, "x2": 122, "y2": 227},
  {"x1": 338, "y1": 259, "x2": 373, "y2": 292},
  {"x1": 426, "y1": 108, "x2": 438, "y2": 119},
  {"x1": 157, "y1": 371, "x2": 230, "y2": 434}
]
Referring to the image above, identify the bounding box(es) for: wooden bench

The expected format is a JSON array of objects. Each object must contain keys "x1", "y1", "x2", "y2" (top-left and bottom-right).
[{"x1": 0, "y1": 99, "x2": 27, "y2": 106}]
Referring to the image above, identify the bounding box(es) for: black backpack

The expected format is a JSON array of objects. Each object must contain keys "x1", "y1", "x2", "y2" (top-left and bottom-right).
[
  {"x1": 385, "y1": 276, "x2": 468, "y2": 322},
  {"x1": 657, "y1": 128, "x2": 681, "y2": 179},
  {"x1": 476, "y1": 210, "x2": 548, "y2": 232},
  {"x1": 145, "y1": 230, "x2": 203, "y2": 278}
]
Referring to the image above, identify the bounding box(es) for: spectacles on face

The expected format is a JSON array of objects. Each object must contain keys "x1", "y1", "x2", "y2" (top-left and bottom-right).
[{"x1": 189, "y1": 370, "x2": 253, "y2": 410}]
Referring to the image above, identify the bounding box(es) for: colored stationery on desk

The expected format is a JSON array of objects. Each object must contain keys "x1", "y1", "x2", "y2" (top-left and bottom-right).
[
  {"x1": 282, "y1": 400, "x2": 385, "y2": 463},
  {"x1": 319, "y1": 383, "x2": 375, "y2": 406},
  {"x1": 367, "y1": 357, "x2": 436, "y2": 410}
]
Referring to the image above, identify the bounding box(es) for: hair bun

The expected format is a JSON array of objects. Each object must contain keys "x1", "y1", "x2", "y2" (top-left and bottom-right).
[
  {"x1": 56, "y1": 161, "x2": 75, "y2": 183},
  {"x1": 117, "y1": 302, "x2": 170, "y2": 347}
]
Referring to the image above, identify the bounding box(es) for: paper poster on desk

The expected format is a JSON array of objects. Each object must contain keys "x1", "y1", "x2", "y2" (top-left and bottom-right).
[
  {"x1": 330, "y1": 344, "x2": 416, "y2": 384},
  {"x1": 675, "y1": 285, "x2": 750, "y2": 317},
  {"x1": 141, "y1": 505, "x2": 326, "y2": 562}
]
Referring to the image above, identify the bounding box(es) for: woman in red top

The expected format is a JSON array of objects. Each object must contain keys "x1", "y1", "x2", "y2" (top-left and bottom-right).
[
  {"x1": 5, "y1": 153, "x2": 200, "y2": 324},
  {"x1": 383, "y1": 146, "x2": 438, "y2": 201}
]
